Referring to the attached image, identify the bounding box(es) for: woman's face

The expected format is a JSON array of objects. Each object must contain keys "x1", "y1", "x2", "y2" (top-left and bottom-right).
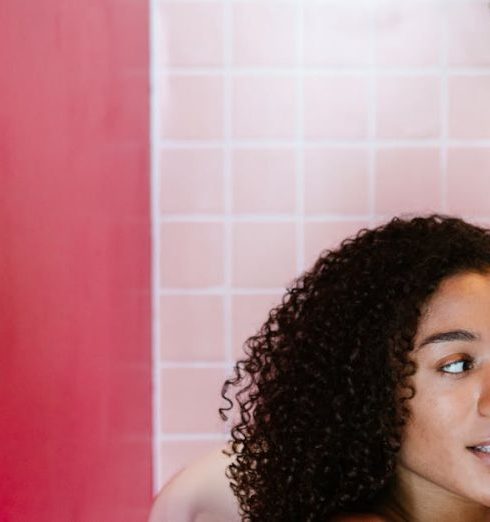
[{"x1": 397, "y1": 270, "x2": 490, "y2": 510}]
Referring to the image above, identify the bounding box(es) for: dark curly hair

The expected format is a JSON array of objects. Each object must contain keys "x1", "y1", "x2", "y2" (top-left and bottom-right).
[{"x1": 219, "y1": 213, "x2": 490, "y2": 521}]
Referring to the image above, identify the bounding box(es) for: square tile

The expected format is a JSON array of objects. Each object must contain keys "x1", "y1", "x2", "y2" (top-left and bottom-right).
[
  {"x1": 449, "y1": 76, "x2": 490, "y2": 139},
  {"x1": 232, "y1": 76, "x2": 297, "y2": 139},
  {"x1": 376, "y1": 75, "x2": 441, "y2": 139},
  {"x1": 160, "y1": 296, "x2": 225, "y2": 361},
  {"x1": 159, "y1": 149, "x2": 224, "y2": 214},
  {"x1": 304, "y1": 76, "x2": 369, "y2": 140},
  {"x1": 374, "y1": 0, "x2": 442, "y2": 66},
  {"x1": 375, "y1": 148, "x2": 442, "y2": 216},
  {"x1": 447, "y1": 148, "x2": 490, "y2": 216},
  {"x1": 232, "y1": 222, "x2": 296, "y2": 288},
  {"x1": 160, "y1": 368, "x2": 226, "y2": 433},
  {"x1": 447, "y1": 2, "x2": 490, "y2": 66},
  {"x1": 158, "y1": 2, "x2": 223, "y2": 67},
  {"x1": 161, "y1": 76, "x2": 223, "y2": 140},
  {"x1": 160, "y1": 223, "x2": 224, "y2": 288},
  {"x1": 232, "y1": 148, "x2": 296, "y2": 213},
  {"x1": 304, "y1": 148, "x2": 369, "y2": 214},
  {"x1": 303, "y1": 1, "x2": 371, "y2": 67},
  {"x1": 233, "y1": 2, "x2": 297, "y2": 67}
]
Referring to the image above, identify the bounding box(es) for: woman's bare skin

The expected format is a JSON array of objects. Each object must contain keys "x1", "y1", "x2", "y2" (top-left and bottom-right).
[{"x1": 148, "y1": 445, "x2": 240, "y2": 522}]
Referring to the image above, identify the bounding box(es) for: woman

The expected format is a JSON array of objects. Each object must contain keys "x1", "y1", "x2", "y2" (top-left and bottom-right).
[{"x1": 150, "y1": 214, "x2": 490, "y2": 522}]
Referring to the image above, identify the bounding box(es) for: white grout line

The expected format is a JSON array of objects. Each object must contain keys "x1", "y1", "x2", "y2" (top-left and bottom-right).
[
  {"x1": 157, "y1": 0, "x2": 296, "y2": 3},
  {"x1": 158, "y1": 139, "x2": 490, "y2": 149},
  {"x1": 149, "y1": 0, "x2": 162, "y2": 494},
  {"x1": 156, "y1": 0, "x2": 485, "y2": 3},
  {"x1": 222, "y1": 0, "x2": 234, "y2": 435},
  {"x1": 295, "y1": 0, "x2": 305, "y2": 274},
  {"x1": 440, "y1": 1, "x2": 449, "y2": 213},
  {"x1": 367, "y1": 0, "x2": 376, "y2": 226},
  {"x1": 160, "y1": 214, "x2": 296, "y2": 222},
  {"x1": 160, "y1": 433, "x2": 229, "y2": 442},
  {"x1": 158, "y1": 213, "x2": 380, "y2": 223},
  {"x1": 159, "y1": 287, "x2": 285, "y2": 296},
  {"x1": 158, "y1": 67, "x2": 490, "y2": 76},
  {"x1": 160, "y1": 361, "x2": 230, "y2": 369}
]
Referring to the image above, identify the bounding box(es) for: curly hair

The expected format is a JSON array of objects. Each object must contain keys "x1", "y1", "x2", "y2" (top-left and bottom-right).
[{"x1": 219, "y1": 213, "x2": 490, "y2": 521}]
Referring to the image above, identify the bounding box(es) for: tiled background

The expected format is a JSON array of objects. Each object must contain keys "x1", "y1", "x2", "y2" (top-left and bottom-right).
[{"x1": 151, "y1": 0, "x2": 490, "y2": 490}]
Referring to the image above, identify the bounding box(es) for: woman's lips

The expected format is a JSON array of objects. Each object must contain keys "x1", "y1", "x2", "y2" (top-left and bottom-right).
[{"x1": 467, "y1": 447, "x2": 490, "y2": 465}]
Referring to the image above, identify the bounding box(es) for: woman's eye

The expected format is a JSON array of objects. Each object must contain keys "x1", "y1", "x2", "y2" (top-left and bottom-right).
[{"x1": 439, "y1": 358, "x2": 473, "y2": 375}]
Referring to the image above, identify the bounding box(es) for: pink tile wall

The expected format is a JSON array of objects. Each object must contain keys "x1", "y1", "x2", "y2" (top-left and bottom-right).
[{"x1": 152, "y1": 0, "x2": 490, "y2": 491}]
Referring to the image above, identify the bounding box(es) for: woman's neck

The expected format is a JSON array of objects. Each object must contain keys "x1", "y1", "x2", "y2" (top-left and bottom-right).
[{"x1": 375, "y1": 467, "x2": 490, "y2": 522}]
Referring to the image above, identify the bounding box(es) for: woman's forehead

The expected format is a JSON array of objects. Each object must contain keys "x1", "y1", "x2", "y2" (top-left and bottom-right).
[{"x1": 415, "y1": 271, "x2": 490, "y2": 336}]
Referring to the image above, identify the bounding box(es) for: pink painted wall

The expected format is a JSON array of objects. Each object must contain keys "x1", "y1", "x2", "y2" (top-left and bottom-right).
[
  {"x1": 153, "y1": 0, "x2": 490, "y2": 490},
  {"x1": 0, "y1": 1, "x2": 151, "y2": 520}
]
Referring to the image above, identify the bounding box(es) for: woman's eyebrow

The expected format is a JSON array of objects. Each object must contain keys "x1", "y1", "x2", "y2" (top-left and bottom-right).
[{"x1": 416, "y1": 329, "x2": 480, "y2": 351}]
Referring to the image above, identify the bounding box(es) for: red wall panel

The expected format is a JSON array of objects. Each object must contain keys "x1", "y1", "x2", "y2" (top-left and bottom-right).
[{"x1": 0, "y1": 1, "x2": 151, "y2": 520}]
